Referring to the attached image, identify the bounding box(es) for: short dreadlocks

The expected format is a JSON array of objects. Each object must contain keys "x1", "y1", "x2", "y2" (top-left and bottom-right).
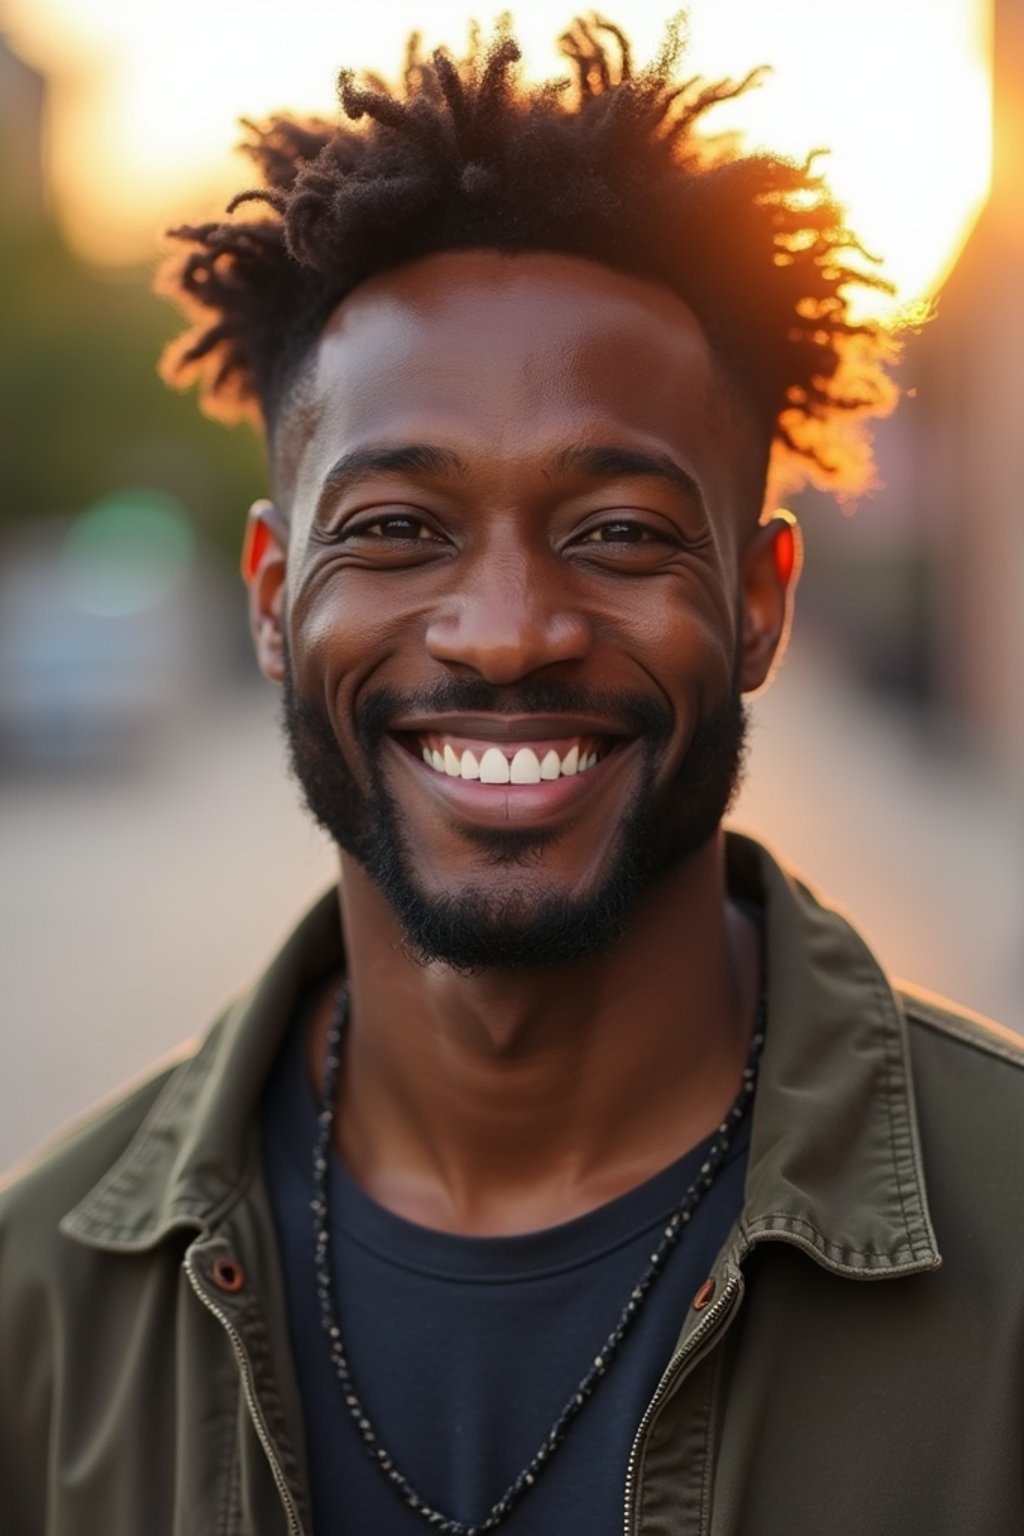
[{"x1": 159, "y1": 16, "x2": 899, "y2": 496}]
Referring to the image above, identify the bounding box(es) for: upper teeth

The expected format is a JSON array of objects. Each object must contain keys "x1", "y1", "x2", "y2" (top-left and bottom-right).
[{"x1": 420, "y1": 742, "x2": 602, "y2": 783}]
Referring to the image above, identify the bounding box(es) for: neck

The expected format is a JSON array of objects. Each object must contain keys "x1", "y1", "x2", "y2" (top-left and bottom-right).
[{"x1": 309, "y1": 832, "x2": 760, "y2": 1236}]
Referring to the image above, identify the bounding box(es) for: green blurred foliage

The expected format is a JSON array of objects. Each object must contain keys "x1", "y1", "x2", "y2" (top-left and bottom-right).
[{"x1": 0, "y1": 218, "x2": 265, "y2": 560}]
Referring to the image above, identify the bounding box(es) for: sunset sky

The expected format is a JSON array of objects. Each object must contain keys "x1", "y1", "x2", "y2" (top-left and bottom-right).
[{"x1": 6, "y1": 0, "x2": 992, "y2": 315}]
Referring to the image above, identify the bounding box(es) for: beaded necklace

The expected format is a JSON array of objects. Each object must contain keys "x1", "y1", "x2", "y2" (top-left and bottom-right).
[{"x1": 312, "y1": 984, "x2": 765, "y2": 1536}]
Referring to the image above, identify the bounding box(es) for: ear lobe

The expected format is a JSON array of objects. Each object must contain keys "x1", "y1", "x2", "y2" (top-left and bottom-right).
[
  {"x1": 244, "y1": 499, "x2": 289, "y2": 684},
  {"x1": 739, "y1": 511, "x2": 802, "y2": 694}
]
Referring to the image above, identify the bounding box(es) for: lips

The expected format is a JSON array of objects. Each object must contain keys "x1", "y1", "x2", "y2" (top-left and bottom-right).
[{"x1": 382, "y1": 713, "x2": 642, "y2": 833}]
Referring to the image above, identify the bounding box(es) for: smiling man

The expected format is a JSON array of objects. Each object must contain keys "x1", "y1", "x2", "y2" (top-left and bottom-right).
[{"x1": 3, "y1": 18, "x2": 1024, "y2": 1536}]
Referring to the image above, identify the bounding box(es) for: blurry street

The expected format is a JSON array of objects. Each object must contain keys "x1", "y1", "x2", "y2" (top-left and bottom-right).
[{"x1": 2, "y1": 632, "x2": 1021, "y2": 1173}]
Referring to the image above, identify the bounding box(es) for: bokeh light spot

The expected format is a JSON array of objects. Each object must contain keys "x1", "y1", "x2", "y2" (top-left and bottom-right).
[{"x1": 61, "y1": 488, "x2": 195, "y2": 617}]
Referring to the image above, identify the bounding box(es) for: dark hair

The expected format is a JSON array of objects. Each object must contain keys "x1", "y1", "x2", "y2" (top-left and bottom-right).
[{"x1": 159, "y1": 16, "x2": 900, "y2": 495}]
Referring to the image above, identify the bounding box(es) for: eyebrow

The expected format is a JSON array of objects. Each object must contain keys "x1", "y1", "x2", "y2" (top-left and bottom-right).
[
  {"x1": 314, "y1": 444, "x2": 468, "y2": 523},
  {"x1": 554, "y1": 444, "x2": 706, "y2": 516},
  {"x1": 313, "y1": 439, "x2": 705, "y2": 519}
]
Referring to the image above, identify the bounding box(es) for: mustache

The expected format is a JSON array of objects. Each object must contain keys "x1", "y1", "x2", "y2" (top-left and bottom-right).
[{"x1": 355, "y1": 679, "x2": 675, "y2": 746}]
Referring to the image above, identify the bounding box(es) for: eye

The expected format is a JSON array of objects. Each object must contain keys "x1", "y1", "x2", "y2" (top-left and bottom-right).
[
  {"x1": 566, "y1": 511, "x2": 693, "y2": 572},
  {"x1": 346, "y1": 512, "x2": 441, "y2": 542},
  {"x1": 579, "y1": 520, "x2": 659, "y2": 545}
]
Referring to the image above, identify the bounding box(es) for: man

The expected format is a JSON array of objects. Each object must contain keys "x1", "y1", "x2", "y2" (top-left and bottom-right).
[{"x1": 2, "y1": 18, "x2": 1022, "y2": 1535}]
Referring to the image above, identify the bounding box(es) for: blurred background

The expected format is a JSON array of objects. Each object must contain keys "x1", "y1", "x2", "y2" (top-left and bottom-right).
[{"x1": 1, "y1": 0, "x2": 1021, "y2": 1172}]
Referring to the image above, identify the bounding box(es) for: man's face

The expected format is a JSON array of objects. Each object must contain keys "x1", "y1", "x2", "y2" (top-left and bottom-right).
[{"x1": 265, "y1": 251, "x2": 774, "y2": 970}]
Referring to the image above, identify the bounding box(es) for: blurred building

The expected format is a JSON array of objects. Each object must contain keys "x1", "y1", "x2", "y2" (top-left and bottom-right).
[{"x1": 0, "y1": 30, "x2": 47, "y2": 227}]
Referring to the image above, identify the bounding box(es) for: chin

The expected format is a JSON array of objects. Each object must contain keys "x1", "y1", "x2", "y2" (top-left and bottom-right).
[
  {"x1": 377, "y1": 879, "x2": 641, "y2": 974},
  {"x1": 362, "y1": 804, "x2": 718, "y2": 974}
]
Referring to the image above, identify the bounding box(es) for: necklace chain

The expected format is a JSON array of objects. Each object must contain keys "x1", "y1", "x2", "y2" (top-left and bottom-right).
[{"x1": 312, "y1": 985, "x2": 765, "y2": 1536}]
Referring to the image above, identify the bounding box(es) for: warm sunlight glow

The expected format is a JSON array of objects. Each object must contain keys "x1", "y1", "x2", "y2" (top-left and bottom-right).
[{"x1": 6, "y1": 0, "x2": 992, "y2": 315}]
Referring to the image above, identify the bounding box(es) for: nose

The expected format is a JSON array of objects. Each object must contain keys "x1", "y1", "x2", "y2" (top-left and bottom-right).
[{"x1": 424, "y1": 551, "x2": 593, "y2": 684}]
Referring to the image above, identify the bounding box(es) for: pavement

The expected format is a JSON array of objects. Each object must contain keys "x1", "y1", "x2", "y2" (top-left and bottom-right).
[{"x1": 2, "y1": 634, "x2": 1021, "y2": 1173}]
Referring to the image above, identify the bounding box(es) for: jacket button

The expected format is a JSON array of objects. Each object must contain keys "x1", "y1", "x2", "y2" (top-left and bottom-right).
[
  {"x1": 692, "y1": 1276, "x2": 716, "y2": 1311},
  {"x1": 211, "y1": 1256, "x2": 246, "y2": 1294}
]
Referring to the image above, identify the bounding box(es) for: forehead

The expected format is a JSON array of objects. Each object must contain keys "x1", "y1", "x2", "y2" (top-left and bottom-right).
[{"x1": 278, "y1": 250, "x2": 766, "y2": 527}]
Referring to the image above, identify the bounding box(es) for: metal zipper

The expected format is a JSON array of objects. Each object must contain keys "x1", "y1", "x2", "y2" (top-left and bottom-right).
[
  {"x1": 185, "y1": 1256, "x2": 305, "y2": 1536},
  {"x1": 622, "y1": 1273, "x2": 741, "y2": 1536}
]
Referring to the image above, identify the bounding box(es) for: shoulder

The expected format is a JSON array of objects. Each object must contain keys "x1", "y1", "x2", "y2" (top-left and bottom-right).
[
  {"x1": 901, "y1": 982, "x2": 1024, "y2": 1140},
  {"x1": 898, "y1": 985, "x2": 1024, "y2": 1279},
  {"x1": 900, "y1": 984, "x2": 1024, "y2": 1158},
  {"x1": 0, "y1": 1047, "x2": 191, "y2": 1295},
  {"x1": 899, "y1": 983, "x2": 1024, "y2": 1072},
  {"x1": 899, "y1": 982, "x2": 1024, "y2": 1144},
  {"x1": 0, "y1": 1002, "x2": 239, "y2": 1315},
  {"x1": 899, "y1": 982, "x2": 1024, "y2": 1105}
]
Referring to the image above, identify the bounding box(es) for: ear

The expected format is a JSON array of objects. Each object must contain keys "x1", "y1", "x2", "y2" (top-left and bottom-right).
[
  {"x1": 738, "y1": 511, "x2": 802, "y2": 694},
  {"x1": 242, "y1": 499, "x2": 289, "y2": 684}
]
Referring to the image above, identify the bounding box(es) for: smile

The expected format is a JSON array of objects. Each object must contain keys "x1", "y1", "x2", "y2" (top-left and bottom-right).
[
  {"x1": 414, "y1": 735, "x2": 611, "y2": 784},
  {"x1": 385, "y1": 713, "x2": 640, "y2": 825},
  {"x1": 381, "y1": 720, "x2": 645, "y2": 835}
]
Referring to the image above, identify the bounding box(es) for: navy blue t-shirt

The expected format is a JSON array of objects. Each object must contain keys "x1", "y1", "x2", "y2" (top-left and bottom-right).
[{"x1": 262, "y1": 1004, "x2": 749, "y2": 1535}]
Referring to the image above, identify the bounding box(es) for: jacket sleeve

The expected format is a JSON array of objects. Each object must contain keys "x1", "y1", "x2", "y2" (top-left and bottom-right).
[{"x1": 0, "y1": 1159, "x2": 60, "y2": 1536}]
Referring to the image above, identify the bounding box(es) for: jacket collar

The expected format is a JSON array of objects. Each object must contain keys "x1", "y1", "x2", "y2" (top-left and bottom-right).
[{"x1": 63, "y1": 834, "x2": 939, "y2": 1277}]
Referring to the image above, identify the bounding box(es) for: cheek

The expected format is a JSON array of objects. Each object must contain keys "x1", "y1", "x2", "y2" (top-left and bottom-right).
[
  {"x1": 287, "y1": 591, "x2": 348, "y2": 698},
  {"x1": 606, "y1": 576, "x2": 737, "y2": 702},
  {"x1": 287, "y1": 567, "x2": 425, "y2": 717},
  {"x1": 285, "y1": 565, "x2": 359, "y2": 704}
]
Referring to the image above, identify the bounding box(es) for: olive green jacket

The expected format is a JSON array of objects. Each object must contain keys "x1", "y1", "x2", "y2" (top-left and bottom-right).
[{"x1": 3, "y1": 834, "x2": 1023, "y2": 1535}]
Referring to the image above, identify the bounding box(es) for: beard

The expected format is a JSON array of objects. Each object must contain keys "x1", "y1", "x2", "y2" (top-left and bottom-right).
[{"x1": 280, "y1": 658, "x2": 747, "y2": 974}]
